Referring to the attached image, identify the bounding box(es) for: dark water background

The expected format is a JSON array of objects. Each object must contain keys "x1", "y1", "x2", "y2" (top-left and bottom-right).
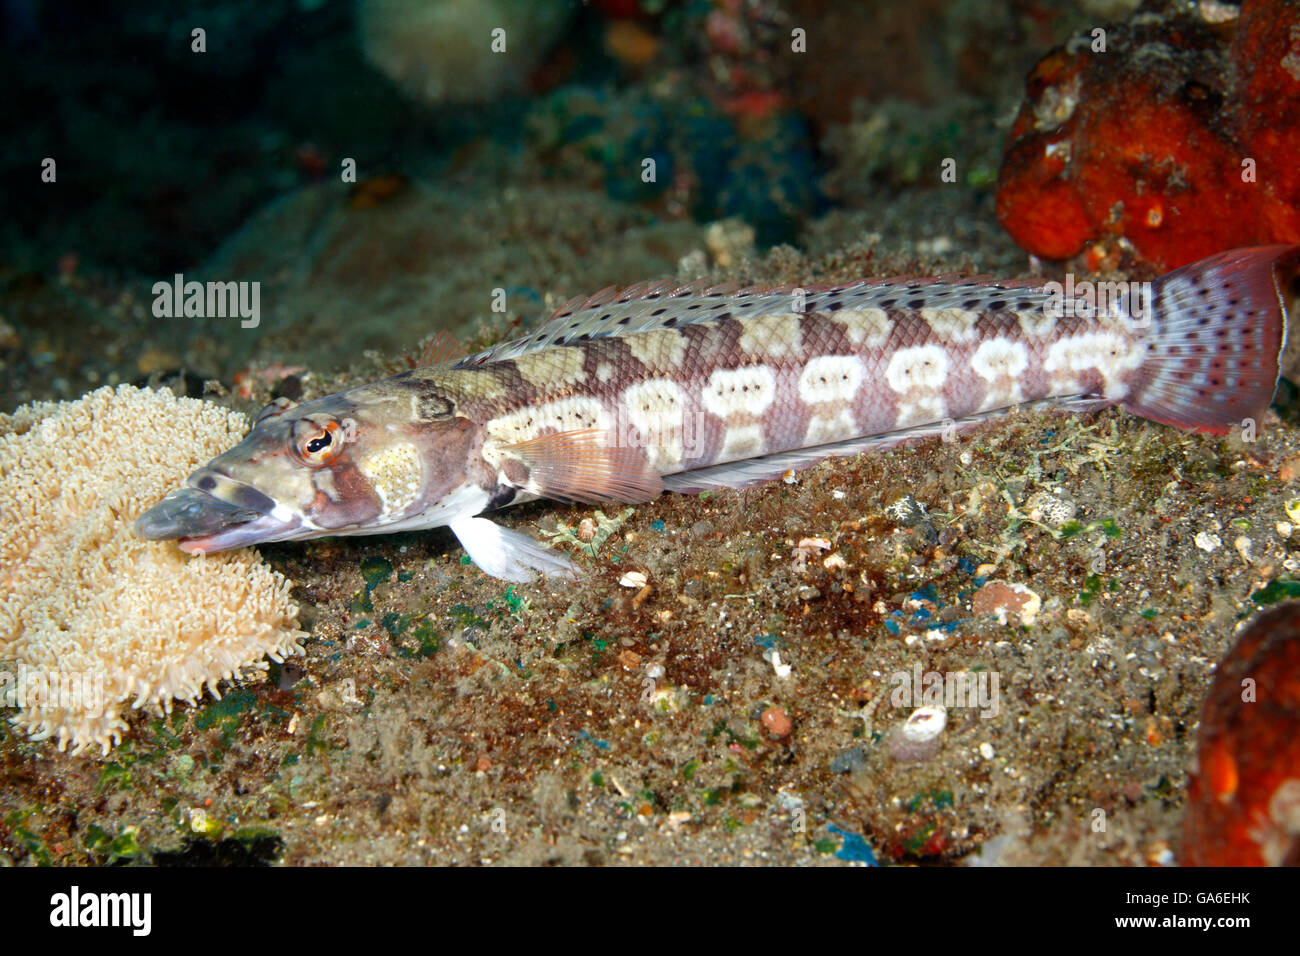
[{"x1": 0, "y1": 0, "x2": 1102, "y2": 410}]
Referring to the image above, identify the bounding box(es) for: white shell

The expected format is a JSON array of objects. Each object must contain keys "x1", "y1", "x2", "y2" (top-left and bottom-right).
[{"x1": 901, "y1": 706, "x2": 947, "y2": 743}]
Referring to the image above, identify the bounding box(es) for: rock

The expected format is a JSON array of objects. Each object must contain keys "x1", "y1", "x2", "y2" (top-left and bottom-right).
[
  {"x1": 761, "y1": 706, "x2": 793, "y2": 739},
  {"x1": 830, "y1": 745, "x2": 868, "y2": 774},
  {"x1": 971, "y1": 580, "x2": 1042, "y2": 626},
  {"x1": 909, "y1": 521, "x2": 939, "y2": 550},
  {"x1": 1195, "y1": 531, "x2": 1223, "y2": 553},
  {"x1": 886, "y1": 494, "x2": 927, "y2": 527}
]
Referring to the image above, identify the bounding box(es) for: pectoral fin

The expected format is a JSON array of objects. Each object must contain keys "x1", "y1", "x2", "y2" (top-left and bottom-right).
[
  {"x1": 449, "y1": 516, "x2": 579, "y2": 582},
  {"x1": 501, "y1": 429, "x2": 663, "y2": 505}
]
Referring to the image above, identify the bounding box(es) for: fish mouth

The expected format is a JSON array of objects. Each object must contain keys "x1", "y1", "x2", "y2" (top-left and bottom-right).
[{"x1": 133, "y1": 479, "x2": 303, "y2": 554}]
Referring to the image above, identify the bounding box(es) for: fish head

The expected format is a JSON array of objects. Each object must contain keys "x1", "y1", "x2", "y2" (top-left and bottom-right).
[{"x1": 135, "y1": 382, "x2": 489, "y2": 553}]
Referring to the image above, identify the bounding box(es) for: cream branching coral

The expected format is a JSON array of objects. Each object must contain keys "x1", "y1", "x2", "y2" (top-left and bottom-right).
[{"x1": 0, "y1": 385, "x2": 305, "y2": 755}]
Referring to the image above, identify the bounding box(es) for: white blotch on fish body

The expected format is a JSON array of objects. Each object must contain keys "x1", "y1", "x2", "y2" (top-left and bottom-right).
[
  {"x1": 829, "y1": 308, "x2": 892, "y2": 349},
  {"x1": 703, "y1": 366, "x2": 776, "y2": 418},
  {"x1": 621, "y1": 378, "x2": 687, "y2": 471},
  {"x1": 886, "y1": 344, "x2": 950, "y2": 426},
  {"x1": 360, "y1": 441, "x2": 423, "y2": 514},
  {"x1": 971, "y1": 337, "x2": 1029, "y2": 408},
  {"x1": 1044, "y1": 331, "x2": 1140, "y2": 398},
  {"x1": 921, "y1": 308, "x2": 980, "y2": 344},
  {"x1": 797, "y1": 355, "x2": 865, "y2": 405},
  {"x1": 489, "y1": 397, "x2": 609, "y2": 444}
]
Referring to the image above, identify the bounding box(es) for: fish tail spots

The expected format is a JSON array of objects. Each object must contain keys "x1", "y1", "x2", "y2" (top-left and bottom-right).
[{"x1": 1122, "y1": 245, "x2": 1300, "y2": 435}]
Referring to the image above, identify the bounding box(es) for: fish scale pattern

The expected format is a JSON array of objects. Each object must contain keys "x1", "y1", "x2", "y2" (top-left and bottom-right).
[{"x1": 446, "y1": 299, "x2": 1145, "y2": 478}]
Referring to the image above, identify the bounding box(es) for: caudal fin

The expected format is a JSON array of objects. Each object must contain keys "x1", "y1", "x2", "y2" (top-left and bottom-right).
[{"x1": 1123, "y1": 245, "x2": 1300, "y2": 435}]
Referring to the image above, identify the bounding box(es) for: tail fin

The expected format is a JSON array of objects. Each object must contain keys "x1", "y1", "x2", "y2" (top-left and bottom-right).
[{"x1": 1123, "y1": 245, "x2": 1300, "y2": 435}]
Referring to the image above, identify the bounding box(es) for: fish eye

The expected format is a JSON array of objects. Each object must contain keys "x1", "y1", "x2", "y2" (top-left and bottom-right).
[{"x1": 291, "y1": 418, "x2": 345, "y2": 466}]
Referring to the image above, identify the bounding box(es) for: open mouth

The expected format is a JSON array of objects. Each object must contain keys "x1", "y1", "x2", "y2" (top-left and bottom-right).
[{"x1": 133, "y1": 480, "x2": 302, "y2": 554}]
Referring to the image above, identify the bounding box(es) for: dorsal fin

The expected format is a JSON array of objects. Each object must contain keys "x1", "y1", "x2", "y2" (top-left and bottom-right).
[
  {"x1": 454, "y1": 272, "x2": 1057, "y2": 368},
  {"x1": 417, "y1": 330, "x2": 469, "y2": 367}
]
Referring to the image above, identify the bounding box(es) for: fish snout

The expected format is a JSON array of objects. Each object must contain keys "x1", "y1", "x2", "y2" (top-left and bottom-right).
[
  {"x1": 133, "y1": 486, "x2": 259, "y2": 540},
  {"x1": 134, "y1": 469, "x2": 277, "y2": 541}
]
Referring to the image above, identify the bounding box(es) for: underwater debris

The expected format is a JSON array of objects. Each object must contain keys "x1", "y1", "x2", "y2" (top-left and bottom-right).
[
  {"x1": 543, "y1": 508, "x2": 635, "y2": 559},
  {"x1": 1194, "y1": 530, "x2": 1223, "y2": 553},
  {"x1": 0, "y1": 385, "x2": 304, "y2": 755},
  {"x1": 1024, "y1": 490, "x2": 1078, "y2": 527}
]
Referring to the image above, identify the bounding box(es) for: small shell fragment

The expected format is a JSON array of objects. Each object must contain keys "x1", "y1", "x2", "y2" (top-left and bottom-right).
[
  {"x1": 1025, "y1": 490, "x2": 1077, "y2": 527},
  {"x1": 1195, "y1": 531, "x2": 1222, "y2": 553},
  {"x1": 902, "y1": 706, "x2": 947, "y2": 743},
  {"x1": 769, "y1": 650, "x2": 793, "y2": 680},
  {"x1": 619, "y1": 570, "x2": 648, "y2": 588}
]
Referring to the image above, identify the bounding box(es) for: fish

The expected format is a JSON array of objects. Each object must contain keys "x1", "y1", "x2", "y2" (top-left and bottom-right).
[{"x1": 135, "y1": 245, "x2": 1299, "y2": 582}]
